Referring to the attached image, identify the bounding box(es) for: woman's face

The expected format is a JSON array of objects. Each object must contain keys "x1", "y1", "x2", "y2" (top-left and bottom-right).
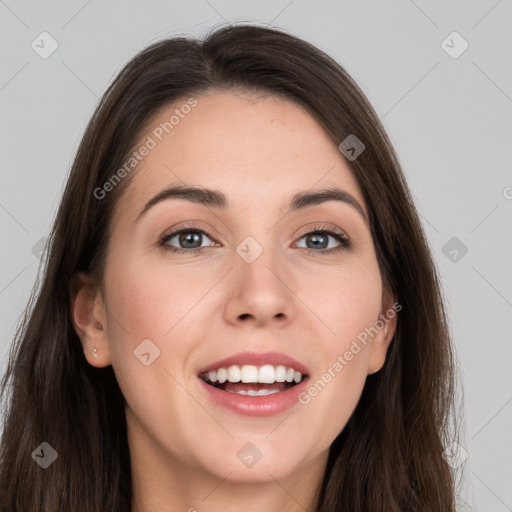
[{"x1": 74, "y1": 90, "x2": 396, "y2": 494}]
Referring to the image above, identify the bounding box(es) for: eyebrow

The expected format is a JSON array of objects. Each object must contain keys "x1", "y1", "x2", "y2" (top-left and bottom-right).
[{"x1": 135, "y1": 184, "x2": 368, "y2": 224}]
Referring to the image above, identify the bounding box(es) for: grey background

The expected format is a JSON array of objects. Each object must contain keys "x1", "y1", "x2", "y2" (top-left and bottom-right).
[{"x1": 1, "y1": 1, "x2": 511, "y2": 510}]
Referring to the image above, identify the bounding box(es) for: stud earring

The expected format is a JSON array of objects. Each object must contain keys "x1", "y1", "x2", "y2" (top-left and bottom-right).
[{"x1": 92, "y1": 348, "x2": 98, "y2": 359}]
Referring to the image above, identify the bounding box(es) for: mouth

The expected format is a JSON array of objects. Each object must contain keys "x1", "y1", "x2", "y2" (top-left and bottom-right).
[{"x1": 199, "y1": 364, "x2": 308, "y2": 397}]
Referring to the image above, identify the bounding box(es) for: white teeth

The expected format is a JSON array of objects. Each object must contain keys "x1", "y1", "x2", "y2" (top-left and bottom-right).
[
  {"x1": 201, "y1": 364, "x2": 304, "y2": 385},
  {"x1": 258, "y1": 364, "x2": 275, "y2": 384},
  {"x1": 275, "y1": 365, "x2": 287, "y2": 382},
  {"x1": 226, "y1": 389, "x2": 281, "y2": 396},
  {"x1": 240, "y1": 365, "x2": 258, "y2": 383},
  {"x1": 217, "y1": 368, "x2": 228, "y2": 384},
  {"x1": 227, "y1": 365, "x2": 241, "y2": 382}
]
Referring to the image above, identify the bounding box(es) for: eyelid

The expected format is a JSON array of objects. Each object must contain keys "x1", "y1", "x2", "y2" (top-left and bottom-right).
[
  {"x1": 159, "y1": 222, "x2": 216, "y2": 241},
  {"x1": 159, "y1": 222, "x2": 349, "y2": 241},
  {"x1": 295, "y1": 223, "x2": 349, "y2": 240}
]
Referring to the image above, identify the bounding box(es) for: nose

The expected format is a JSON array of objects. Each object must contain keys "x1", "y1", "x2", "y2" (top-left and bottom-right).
[{"x1": 224, "y1": 243, "x2": 295, "y2": 328}]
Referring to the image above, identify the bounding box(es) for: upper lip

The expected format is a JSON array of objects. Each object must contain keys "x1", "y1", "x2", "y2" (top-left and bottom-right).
[{"x1": 198, "y1": 351, "x2": 310, "y2": 376}]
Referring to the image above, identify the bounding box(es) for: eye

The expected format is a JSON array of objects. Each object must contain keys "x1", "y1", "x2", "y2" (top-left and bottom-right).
[
  {"x1": 157, "y1": 225, "x2": 217, "y2": 254},
  {"x1": 157, "y1": 223, "x2": 352, "y2": 256},
  {"x1": 294, "y1": 225, "x2": 352, "y2": 255}
]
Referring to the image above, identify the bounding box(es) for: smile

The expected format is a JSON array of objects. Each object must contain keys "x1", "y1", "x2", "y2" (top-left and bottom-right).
[{"x1": 200, "y1": 364, "x2": 305, "y2": 396}]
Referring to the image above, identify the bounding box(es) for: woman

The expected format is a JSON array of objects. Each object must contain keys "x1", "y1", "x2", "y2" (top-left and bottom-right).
[{"x1": 0, "y1": 23, "x2": 460, "y2": 511}]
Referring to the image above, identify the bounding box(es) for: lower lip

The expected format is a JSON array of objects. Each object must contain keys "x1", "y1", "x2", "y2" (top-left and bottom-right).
[{"x1": 198, "y1": 377, "x2": 309, "y2": 417}]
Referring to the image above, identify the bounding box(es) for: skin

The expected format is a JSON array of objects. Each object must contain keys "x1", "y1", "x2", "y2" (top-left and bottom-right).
[{"x1": 71, "y1": 90, "x2": 397, "y2": 512}]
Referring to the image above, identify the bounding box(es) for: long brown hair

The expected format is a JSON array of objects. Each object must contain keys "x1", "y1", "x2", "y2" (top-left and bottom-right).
[{"x1": 0, "y1": 23, "x2": 460, "y2": 511}]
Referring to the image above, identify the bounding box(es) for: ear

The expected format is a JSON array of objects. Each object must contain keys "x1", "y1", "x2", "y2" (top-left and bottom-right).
[
  {"x1": 367, "y1": 294, "x2": 399, "y2": 375},
  {"x1": 70, "y1": 272, "x2": 112, "y2": 368}
]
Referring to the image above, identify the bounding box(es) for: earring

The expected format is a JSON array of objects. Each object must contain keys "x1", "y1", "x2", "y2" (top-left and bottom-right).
[{"x1": 92, "y1": 348, "x2": 98, "y2": 359}]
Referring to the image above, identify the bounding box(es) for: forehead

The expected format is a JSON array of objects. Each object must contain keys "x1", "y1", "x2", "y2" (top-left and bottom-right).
[{"x1": 115, "y1": 90, "x2": 365, "y2": 219}]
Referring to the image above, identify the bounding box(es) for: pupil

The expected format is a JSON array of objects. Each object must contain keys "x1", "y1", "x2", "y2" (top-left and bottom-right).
[
  {"x1": 308, "y1": 234, "x2": 327, "y2": 249},
  {"x1": 180, "y1": 232, "x2": 201, "y2": 248}
]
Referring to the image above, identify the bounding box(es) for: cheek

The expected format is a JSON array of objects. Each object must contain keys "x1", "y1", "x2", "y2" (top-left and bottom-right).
[
  {"x1": 295, "y1": 259, "x2": 382, "y2": 432},
  {"x1": 100, "y1": 260, "x2": 203, "y2": 426},
  {"x1": 101, "y1": 255, "x2": 221, "y2": 393},
  {"x1": 104, "y1": 255, "x2": 204, "y2": 341},
  {"x1": 304, "y1": 257, "x2": 383, "y2": 345}
]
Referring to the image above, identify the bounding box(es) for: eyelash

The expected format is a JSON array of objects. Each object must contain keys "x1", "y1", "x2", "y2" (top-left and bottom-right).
[{"x1": 157, "y1": 223, "x2": 352, "y2": 256}]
